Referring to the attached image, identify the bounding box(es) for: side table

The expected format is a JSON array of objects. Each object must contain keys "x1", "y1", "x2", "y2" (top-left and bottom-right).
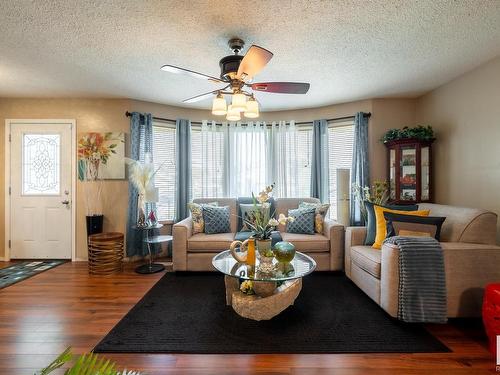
[
  {"x1": 134, "y1": 224, "x2": 172, "y2": 274},
  {"x1": 88, "y1": 232, "x2": 124, "y2": 275}
]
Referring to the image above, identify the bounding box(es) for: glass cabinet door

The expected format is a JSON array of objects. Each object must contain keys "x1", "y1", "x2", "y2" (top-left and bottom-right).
[
  {"x1": 400, "y1": 145, "x2": 417, "y2": 201},
  {"x1": 421, "y1": 146, "x2": 430, "y2": 201},
  {"x1": 389, "y1": 148, "x2": 396, "y2": 200}
]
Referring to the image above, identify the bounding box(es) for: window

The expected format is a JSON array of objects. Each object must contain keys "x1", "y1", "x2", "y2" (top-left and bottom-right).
[
  {"x1": 191, "y1": 124, "x2": 226, "y2": 198},
  {"x1": 152, "y1": 122, "x2": 176, "y2": 221},
  {"x1": 328, "y1": 122, "x2": 354, "y2": 220}
]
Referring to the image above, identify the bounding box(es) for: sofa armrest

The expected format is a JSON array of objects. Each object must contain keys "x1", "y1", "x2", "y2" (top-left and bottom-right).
[
  {"x1": 173, "y1": 217, "x2": 193, "y2": 271},
  {"x1": 344, "y1": 226, "x2": 367, "y2": 277},
  {"x1": 380, "y1": 242, "x2": 400, "y2": 318},
  {"x1": 323, "y1": 218, "x2": 345, "y2": 271},
  {"x1": 380, "y1": 241, "x2": 500, "y2": 318}
]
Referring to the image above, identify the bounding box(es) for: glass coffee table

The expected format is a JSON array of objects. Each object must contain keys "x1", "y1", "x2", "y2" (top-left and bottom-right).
[{"x1": 212, "y1": 250, "x2": 316, "y2": 320}]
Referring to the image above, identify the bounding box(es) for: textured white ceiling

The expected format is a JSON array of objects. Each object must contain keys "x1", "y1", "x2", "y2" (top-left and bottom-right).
[{"x1": 1, "y1": 0, "x2": 500, "y2": 111}]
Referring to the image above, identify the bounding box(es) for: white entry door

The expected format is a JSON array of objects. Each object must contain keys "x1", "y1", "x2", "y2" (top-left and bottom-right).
[{"x1": 8, "y1": 120, "x2": 75, "y2": 259}]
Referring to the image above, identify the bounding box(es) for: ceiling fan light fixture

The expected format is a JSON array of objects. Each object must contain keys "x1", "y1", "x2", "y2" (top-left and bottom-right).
[
  {"x1": 211, "y1": 92, "x2": 227, "y2": 115},
  {"x1": 231, "y1": 92, "x2": 247, "y2": 112},
  {"x1": 244, "y1": 96, "x2": 259, "y2": 118},
  {"x1": 226, "y1": 105, "x2": 241, "y2": 121}
]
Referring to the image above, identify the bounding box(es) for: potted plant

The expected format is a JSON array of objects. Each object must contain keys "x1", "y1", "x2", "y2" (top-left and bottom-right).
[
  {"x1": 243, "y1": 184, "x2": 294, "y2": 270},
  {"x1": 380, "y1": 125, "x2": 435, "y2": 143},
  {"x1": 352, "y1": 180, "x2": 390, "y2": 223}
]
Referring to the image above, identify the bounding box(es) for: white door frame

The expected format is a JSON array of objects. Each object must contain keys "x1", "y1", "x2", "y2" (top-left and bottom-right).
[{"x1": 4, "y1": 119, "x2": 77, "y2": 261}]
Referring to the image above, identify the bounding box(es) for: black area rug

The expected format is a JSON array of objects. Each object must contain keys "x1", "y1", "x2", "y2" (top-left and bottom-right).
[
  {"x1": 0, "y1": 260, "x2": 66, "y2": 289},
  {"x1": 94, "y1": 272, "x2": 449, "y2": 354}
]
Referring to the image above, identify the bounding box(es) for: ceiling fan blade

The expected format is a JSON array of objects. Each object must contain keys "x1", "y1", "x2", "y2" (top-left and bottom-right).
[
  {"x1": 161, "y1": 65, "x2": 225, "y2": 84},
  {"x1": 251, "y1": 82, "x2": 310, "y2": 94},
  {"x1": 182, "y1": 90, "x2": 217, "y2": 104},
  {"x1": 236, "y1": 45, "x2": 273, "y2": 80}
]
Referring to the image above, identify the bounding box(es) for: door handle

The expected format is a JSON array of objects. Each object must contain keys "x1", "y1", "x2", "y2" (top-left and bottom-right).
[{"x1": 62, "y1": 200, "x2": 70, "y2": 205}]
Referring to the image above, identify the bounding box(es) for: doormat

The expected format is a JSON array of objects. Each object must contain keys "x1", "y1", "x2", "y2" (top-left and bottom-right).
[{"x1": 0, "y1": 260, "x2": 66, "y2": 289}]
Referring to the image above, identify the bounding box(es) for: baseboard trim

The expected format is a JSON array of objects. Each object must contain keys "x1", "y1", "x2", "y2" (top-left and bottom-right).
[{"x1": 74, "y1": 257, "x2": 88, "y2": 262}]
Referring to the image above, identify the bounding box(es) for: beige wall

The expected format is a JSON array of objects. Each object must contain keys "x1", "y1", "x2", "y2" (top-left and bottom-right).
[
  {"x1": 416, "y1": 55, "x2": 500, "y2": 244},
  {"x1": 0, "y1": 96, "x2": 414, "y2": 259}
]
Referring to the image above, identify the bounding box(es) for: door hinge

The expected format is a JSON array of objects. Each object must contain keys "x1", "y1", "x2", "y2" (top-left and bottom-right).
[
  {"x1": 8, "y1": 186, "x2": 11, "y2": 195},
  {"x1": 8, "y1": 240, "x2": 11, "y2": 249},
  {"x1": 8, "y1": 133, "x2": 11, "y2": 142}
]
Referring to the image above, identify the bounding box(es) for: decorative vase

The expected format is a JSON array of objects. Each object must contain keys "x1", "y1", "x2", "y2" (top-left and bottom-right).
[
  {"x1": 256, "y1": 238, "x2": 272, "y2": 256},
  {"x1": 257, "y1": 253, "x2": 275, "y2": 273},
  {"x1": 86, "y1": 214, "x2": 103, "y2": 236},
  {"x1": 273, "y1": 241, "x2": 296, "y2": 263},
  {"x1": 136, "y1": 193, "x2": 147, "y2": 228}
]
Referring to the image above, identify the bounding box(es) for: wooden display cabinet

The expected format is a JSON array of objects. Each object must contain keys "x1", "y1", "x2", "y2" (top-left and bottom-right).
[{"x1": 385, "y1": 138, "x2": 434, "y2": 204}]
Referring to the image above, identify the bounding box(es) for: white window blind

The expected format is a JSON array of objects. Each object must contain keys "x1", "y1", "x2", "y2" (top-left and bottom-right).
[
  {"x1": 191, "y1": 123, "x2": 226, "y2": 198},
  {"x1": 328, "y1": 122, "x2": 354, "y2": 220},
  {"x1": 295, "y1": 126, "x2": 313, "y2": 197},
  {"x1": 152, "y1": 122, "x2": 176, "y2": 221}
]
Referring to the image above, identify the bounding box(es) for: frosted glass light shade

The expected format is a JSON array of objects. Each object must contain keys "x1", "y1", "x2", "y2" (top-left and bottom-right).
[
  {"x1": 226, "y1": 105, "x2": 241, "y2": 121},
  {"x1": 211, "y1": 95, "x2": 227, "y2": 115},
  {"x1": 244, "y1": 98, "x2": 259, "y2": 118},
  {"x1": 231, "y1": 93, "x2": 247, "y2": 112}
]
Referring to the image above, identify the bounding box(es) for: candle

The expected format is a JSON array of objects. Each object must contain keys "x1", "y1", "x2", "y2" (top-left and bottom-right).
[{"x1": 247, "y1": 238, "x2": 256, "y2": 266}]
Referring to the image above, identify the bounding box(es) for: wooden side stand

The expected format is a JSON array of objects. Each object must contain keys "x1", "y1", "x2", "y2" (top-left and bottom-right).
[{"x1": 88, "y1": 232, "x2": 124, "y2": 275}]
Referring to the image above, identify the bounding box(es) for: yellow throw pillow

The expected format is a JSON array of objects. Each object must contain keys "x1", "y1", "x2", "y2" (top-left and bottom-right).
[{"x1": 372, "y1": 205, "x2": 430, "y2": 249}]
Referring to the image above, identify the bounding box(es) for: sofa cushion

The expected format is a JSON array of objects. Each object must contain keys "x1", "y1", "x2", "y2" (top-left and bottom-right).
[
  {"x1": 188, "y1": 232, "x2": 235, "y2": 252},
  {"x1": 187, "y1": 201, "x2": 218, "y2": 234},
  {"x1": 350, "y1": 245, "x2": 381, "y2": 279},
  {"x1": 299, "y1": 201, "x2": 330, "y2": 233},
  {"x1": 287, "y1": 207, "x2": 316, "y2": 234},
  {"x1": 275, "y1": 198, "x2": 320, "y2": 232},
  {"x1": 237, "y1": 197, "x2": 276, "y2": 231},
  {"x1": 193, "y1": 198, "x2": 238, "y2": 232},
  {"x1": 202, "y1": 205, "x2": 231, "y2": 234},
  {"x1": 384, "y1": 212, "x2": 446, "y2": 240},
  {"x1": 364, "y1": 201, "x2": 418, "y2": 246},
  {"x1": 281, "y1": 232, "x2": 329, "y2": 252}
]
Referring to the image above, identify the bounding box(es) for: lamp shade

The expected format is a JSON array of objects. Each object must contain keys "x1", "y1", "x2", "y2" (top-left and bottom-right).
[
  {"x1": 211, "y1": 94, "x2": 227, "y2": 115},
  {"x1": 226, "y1": 105, "x2": 241, "y2": 121},
  {"x1": 244, "y1": 97, "x2": 259, "y2": 118},
  {"x1": 231, "y1": 92, "x2": 247, "y2": 112},
  {"x1": 145, "y1": 186, "x2": 159, "y2": 203}
]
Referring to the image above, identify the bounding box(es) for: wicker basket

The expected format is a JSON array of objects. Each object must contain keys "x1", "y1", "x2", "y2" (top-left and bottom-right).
[{"x1": 88, "y1": 232, "x2": 124, "y2": 275}]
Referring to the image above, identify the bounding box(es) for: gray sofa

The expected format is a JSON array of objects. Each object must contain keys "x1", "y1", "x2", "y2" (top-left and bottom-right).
[
  {"x1": 173, "y1": 197, "x2": 344, "y2": 271},
  {"x1": 345, "y1": 203, "x2": 500, "y2": 318}
]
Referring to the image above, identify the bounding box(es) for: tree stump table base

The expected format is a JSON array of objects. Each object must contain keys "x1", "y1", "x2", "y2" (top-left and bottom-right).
[{"x1": 224, "y1": 276, "x2": 302, "y2": 321}]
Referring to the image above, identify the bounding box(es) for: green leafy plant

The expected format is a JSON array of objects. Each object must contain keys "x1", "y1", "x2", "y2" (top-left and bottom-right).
[
  {"x1": 352, "y1": 181, "x2": 389, "y2": 222},
  {"x1": 242, "y1": 183, "x2": 294, "y2": 241},
  {"x1": 380, "y1": 125, "x2": 434, "y2": 143},
  {"x1": 37, "y1": 347, "x2": 143, "y2": 375}
]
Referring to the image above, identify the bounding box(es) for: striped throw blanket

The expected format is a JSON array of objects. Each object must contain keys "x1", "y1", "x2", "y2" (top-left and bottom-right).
[{"x1": 383, "y1": 236, "x2": 447, "y2": 323}]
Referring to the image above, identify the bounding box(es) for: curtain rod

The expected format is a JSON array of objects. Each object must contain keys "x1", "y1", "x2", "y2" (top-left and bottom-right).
[{"x1": 125, "y1": 111, "x2": 371, "y2": 126}]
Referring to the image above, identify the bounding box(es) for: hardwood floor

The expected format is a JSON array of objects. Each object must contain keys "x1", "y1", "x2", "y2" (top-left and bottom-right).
[{"x1": 0, "y1": 261, "x2": 496, "y2": 375}]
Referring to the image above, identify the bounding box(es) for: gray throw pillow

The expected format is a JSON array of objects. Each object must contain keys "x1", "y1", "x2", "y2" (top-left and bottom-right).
[
  {"x1": 202, "y1": 205, "x2": 231, "y2": 234},
  {"x1": 287, "y1": 207, "x2": 316, "y2": 235}
]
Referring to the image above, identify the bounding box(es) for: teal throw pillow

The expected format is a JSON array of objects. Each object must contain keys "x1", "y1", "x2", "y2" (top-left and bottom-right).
[
  {"x1": 202, "y1": 205, "x2": 231, "y2": 234},
  {"x1": 364, "y1": 201, "x2": 418, "y2": 245},
  {"x1": 287, "y1": 207, "x2": 315, "y2": 235}
]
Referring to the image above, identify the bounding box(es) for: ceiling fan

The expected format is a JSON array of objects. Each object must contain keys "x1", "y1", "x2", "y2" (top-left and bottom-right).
[{"x1": 160, "y1": 38, "x2": 310, "y2": 121}]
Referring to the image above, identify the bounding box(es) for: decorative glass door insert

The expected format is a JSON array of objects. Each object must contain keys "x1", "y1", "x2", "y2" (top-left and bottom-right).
[{"x1": 22, "y1": 134, "x2": 61, "y2": 195}]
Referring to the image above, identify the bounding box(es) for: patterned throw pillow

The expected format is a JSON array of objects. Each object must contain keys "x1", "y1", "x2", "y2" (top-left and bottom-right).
[
  {"x1": 286, "y1": 207, "x2": 316, "y2": 235},
  {"x1": 202, "y1": 205, "x2": 231, "y2": 234},
  {"x1": 299, "y1": 202, "x2": 330, "y2": 233},
  {"x1": 239, "y1": 203, "x2": 270, "y2": 232},
  {"x1": 188, "y1": 202, "x2": 218, "y2": 234}
]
